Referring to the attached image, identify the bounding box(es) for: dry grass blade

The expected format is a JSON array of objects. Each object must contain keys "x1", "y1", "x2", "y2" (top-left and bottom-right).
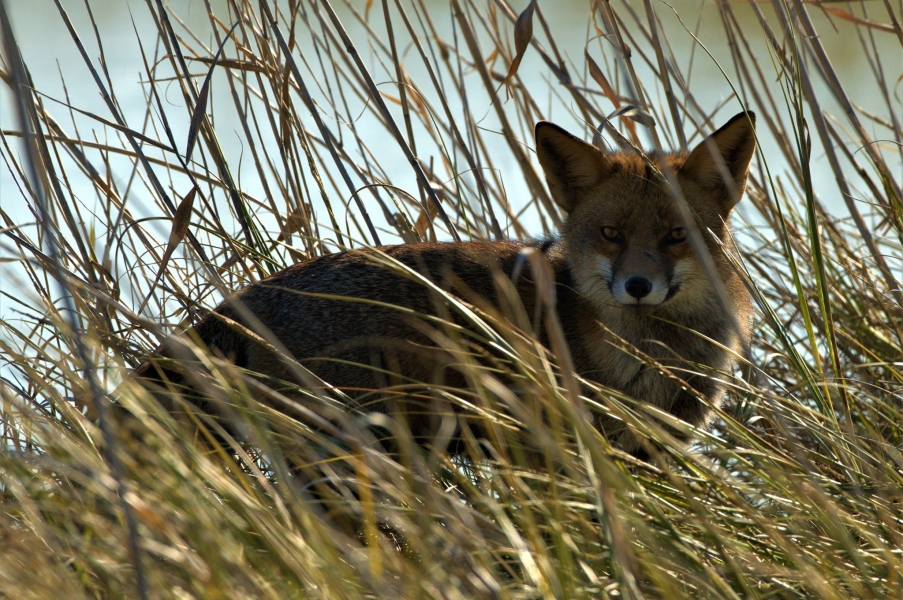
[
  {"x1": 502, "y1": 0, "x2": 536, "y2": 97},
  {"x1": 185, "y1": 20, "x2": 242, "y2": 160},
  {"x1": 144, "y1": 186, "x2": 198, "y2": 310}
]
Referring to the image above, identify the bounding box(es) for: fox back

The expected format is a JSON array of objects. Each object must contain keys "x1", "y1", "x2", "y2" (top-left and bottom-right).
[{"x1": 136, "y1": 113, "x2": 756, "y2": 455}]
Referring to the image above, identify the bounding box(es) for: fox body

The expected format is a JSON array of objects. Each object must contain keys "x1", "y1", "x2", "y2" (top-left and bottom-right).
[{"x1": 137, "y1": 113, "x2": 756, "y2": 455}]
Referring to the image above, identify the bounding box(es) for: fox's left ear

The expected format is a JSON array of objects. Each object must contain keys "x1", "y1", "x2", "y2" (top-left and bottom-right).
[
  {"x1": 535, "y1": 121, "x2": 613, "y2": 213},
  {"x1": 681, "y1": 112, "x2": 757, "y2": 213}
]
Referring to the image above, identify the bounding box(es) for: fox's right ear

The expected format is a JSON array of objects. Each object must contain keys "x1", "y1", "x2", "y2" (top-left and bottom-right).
[
  {"x1": 535, "y1": 122, "x2": 611, "y2": 213},
  {"x1": 682, "y1": 111, "x2": 757, "y2": 213}
]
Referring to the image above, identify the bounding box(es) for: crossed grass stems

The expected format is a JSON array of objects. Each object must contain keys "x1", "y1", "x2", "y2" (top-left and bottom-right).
[{"x1": 0, "y1": 0, "x2": 902, "y2": 597}]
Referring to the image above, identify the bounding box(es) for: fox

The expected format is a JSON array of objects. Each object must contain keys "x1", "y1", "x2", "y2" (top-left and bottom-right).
[{"x1": 134, "y1": 112, "x2": 756, "y2": 457}]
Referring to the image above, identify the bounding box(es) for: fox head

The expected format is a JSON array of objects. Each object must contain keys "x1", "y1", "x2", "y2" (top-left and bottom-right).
[{"x1": 535, "y1": 112, "x2": 756, "y2": 318}]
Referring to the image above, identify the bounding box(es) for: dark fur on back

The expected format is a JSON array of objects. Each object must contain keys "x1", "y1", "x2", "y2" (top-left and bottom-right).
[{"x1": 136, "y1": 241, "x2": 581, "y2": 435}]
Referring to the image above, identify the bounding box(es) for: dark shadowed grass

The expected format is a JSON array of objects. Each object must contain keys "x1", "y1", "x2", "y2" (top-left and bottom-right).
[{"x1": 1, "y1": 0, "x2": 902, "y2": 597}]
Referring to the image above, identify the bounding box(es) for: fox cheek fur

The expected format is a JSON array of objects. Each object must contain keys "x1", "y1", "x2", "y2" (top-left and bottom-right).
[{"x1": 136, "y1": 112, "x2": 757, "y2": 457}]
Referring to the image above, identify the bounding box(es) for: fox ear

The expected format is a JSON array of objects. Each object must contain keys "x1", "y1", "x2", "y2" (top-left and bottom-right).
[
  {"x1": 682, "y1": 112, "x2": 757, "y2": 213},
  {"x1": 535, "y1": 121, "x2": 611, "y2": 213}
]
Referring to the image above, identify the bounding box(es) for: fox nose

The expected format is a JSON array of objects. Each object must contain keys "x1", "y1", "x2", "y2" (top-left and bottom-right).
[{"x1": 625, "y1": 277, "x2": 652, "y2": 299}]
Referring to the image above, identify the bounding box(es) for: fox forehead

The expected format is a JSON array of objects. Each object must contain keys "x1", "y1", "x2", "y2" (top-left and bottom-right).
[{"x1": 567, "y1": 153, "x2": 691, "y2": 236}]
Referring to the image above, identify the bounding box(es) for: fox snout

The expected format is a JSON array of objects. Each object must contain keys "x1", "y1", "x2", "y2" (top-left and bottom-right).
[
  {"x1": 609, "y1": 267, "x2": 672, "y2": 309},
  {"x1": 625, "y1": 277, "x2": 653, "y2": 299}
]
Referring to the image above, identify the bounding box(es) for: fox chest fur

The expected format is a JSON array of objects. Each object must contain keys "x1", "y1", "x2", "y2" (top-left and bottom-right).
[{"x1": 138, "y1": 113, "x2": 757, "y2": 454}]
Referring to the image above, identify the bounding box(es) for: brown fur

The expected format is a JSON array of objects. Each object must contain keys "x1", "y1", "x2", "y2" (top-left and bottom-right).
[{"x1": 135, "y1": 113, "x2": 756, "y2": 456}]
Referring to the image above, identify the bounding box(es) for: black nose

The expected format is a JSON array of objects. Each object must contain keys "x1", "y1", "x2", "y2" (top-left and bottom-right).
[{"x1": 625, "y1": 277, "x2": 652, "y2": 299}]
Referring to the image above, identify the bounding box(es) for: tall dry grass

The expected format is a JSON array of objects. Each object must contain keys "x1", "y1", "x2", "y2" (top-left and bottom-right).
[{"x1": 1, "y1": 0, "x2": 901, "y2": 597}]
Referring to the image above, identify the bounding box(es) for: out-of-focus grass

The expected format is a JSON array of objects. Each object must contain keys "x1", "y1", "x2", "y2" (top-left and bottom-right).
[{"x1": 1, "y1": 0, "x2": 901, "y2": 597}]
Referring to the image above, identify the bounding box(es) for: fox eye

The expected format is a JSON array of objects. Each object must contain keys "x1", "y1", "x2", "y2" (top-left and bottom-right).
[
  {"x1": 600, "y1": 227, "x2": 621, "y2": 242},
  {"x1": 667, "y1": 227, "x2": 687, "y2": 244}
]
